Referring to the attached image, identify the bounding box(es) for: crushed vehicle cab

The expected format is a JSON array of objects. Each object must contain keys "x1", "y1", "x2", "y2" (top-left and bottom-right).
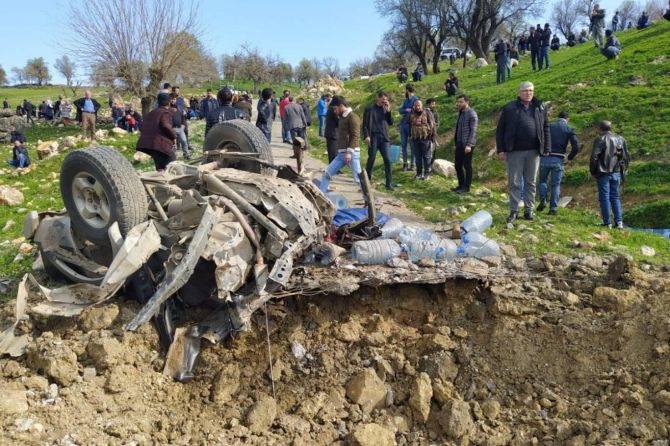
[{"x1": 21, "y1": 120, "x2": 341, "y2": 381}]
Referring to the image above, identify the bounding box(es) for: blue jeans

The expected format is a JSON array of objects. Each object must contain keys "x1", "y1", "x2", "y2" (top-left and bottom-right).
[
  {"x1": 281, "y1": 117, "x2": 290, "y2": 142},
  {"x1": 7, "y1": 153, "x2": 28, "y2": 168},
  {"x1": 400, "y1": 124, "x2": 413, "y2": 166},
  {"x1": 601, "y1": 46, "x2": 621, "y2": 59},
  {"x1": 319, "y1": 151, "x2": 361, "y2": 193},
  {"x1": 496, "y1": 59, "x2": 506, "y2": 84},
  {"x1": 318, "y1": 115, "x2": 326, "y2": 137},
  {"x1": 597, "y1": 172, "x2": 623, "y2": 225},
  {"x1": 365, "y1": 134, "x2": 392, "y2": 188},
  {"x1": 537, "y1": 156, "x2": 564, "y2": 211},
  {"x1": 174, "y1": 127, "x2": 189, "y2": 156},
  {"x1": 538, "y1": 46, "x2": 549, "y2": 69}
]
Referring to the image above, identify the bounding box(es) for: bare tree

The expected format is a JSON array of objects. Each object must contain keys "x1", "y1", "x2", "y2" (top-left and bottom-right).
[
  {"x1": 294, "y1": 59, "x2": 319, "y2": 85},
  {"x1": 220, "y1": 52, "x2": 244, "y2": 81},
  {"x1": 55, "y1": 55, "x2": 76, "y2": 86},
  {"x1": 644, "y1": 0, "x2": 666, "y2": 20},
  {"x1": 268, "y1": 61, "x2": 293, "y2": 84},
  {"x1": 348, "y1": 58, "x2": 375, "y2": 78},
  {"x1": 0, "y1": 66, "x2": 6, "y2": 86},
  {"x1": 25, "y1": 57, "x2": 51, "y2": 86},
  {"x1": 375, "y1": 29, "x2": 412, "y2": 69},
  {"x1": 551, "y1": 0, "x2": 582, "y2": 38},
  {"x1": 321, "y1": 57, "x2": 341, "y2": 78},
  {"x1": 11, "y1": 67, "x2": 26, "y2": 84},
  {"x1": 447, "y1": 0, "x2": 546, "y2": 60},
  {"x1": 239, "y1": 44, "x2": 269, "y2": 93},
  {"x1": 376, "y1": 0, "x2": 431, "y2": 73},
  {"x1": 68, "y1": 0, "x2": 200, "y2": 115},
  {"x1": 168, "y1": 32, "x2": 218, "y2": 85},
  {"x1": 617, "y1": 0, "x2": 641, "y2": 30}
]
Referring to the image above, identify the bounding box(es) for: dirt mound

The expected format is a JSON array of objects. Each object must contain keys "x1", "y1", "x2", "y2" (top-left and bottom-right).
[{"x1": 1, "y1": 254, "x2": 669, "y2": 445}]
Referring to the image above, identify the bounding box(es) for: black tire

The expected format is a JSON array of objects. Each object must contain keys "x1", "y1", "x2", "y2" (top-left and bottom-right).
[
  {"x1": 203, "y1": 119, "x2": 274, "y2": 173},
  {"x1": 60, "y1": 146, "x2": 148, "y2": 244}
]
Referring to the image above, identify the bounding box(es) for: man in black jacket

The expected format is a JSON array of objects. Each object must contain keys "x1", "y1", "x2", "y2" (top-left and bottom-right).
[
  {"x1": 537, "y1": 111, "x2": 580, "y2": 215},
  {"x1": 538, "y1": 23, "x2": 552, "y2": 69},
  {"x1": 529, "y1": 26, "x2": 541, "y2": 71},
  {"x1": 362, "y1": 91, "x2": 394, "y2": 190},
  {"x1": 324, "y1": 99, "x2": 339, "y2": 164},
  {"x1": 255, "y1": 88, "x2": 274, "y2": 142},
  {"x1": 590, "y1": 120, "x2": 629, "y2": 228},
  {"x1": 453, "y1": 95, "x2": 478, "y2": 194},
  {"x1": 205, "y1": 87, "x2": 248, "y2": 136},
  {"x1": 496, "y1": 81, "x2": 551, "y2": 223}
]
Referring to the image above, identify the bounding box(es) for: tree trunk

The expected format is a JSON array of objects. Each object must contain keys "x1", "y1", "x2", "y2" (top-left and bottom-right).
[{"x1": 431, "y1": 47, "x2": 441, "y2": 74}]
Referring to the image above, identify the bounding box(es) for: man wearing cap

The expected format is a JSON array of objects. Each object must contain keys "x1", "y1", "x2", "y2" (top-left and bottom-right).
[
  {"x1": 318, "y1": 96, "x2": 362, "y2": 193},
  {"x1": 136, "y1": 92, "x2": 176, "y2": 172},
  {"x1": 537, "y1": 111, "x2": 580, "y2": 215},
  {"x1": 496, "y1": 81, "x2": 550, "y2": 223}
]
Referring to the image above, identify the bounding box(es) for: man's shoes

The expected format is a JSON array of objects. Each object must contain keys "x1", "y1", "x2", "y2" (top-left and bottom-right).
[
  {"x1": 402, "y1": 164, "x2": 408, "y2": 172},
  {"x1": 451, "y1": 186, "x2": 462, "y2": 192},
  {"x1": 600, "y1": 222, "x2": 612, "y2": 229},
  {"x1": 524, "y1": 212, "x2": 533, "y2": 221},
  {"x1": 548, "y1": 209, "x2": 557, "y2": 215},
  {"x1": 536, "y1": 200, "x2": 546, "y2": 212},
  {"x1": 456, "y1": 188, "x2": 469, "y2": 194},
  {"x1": 415, "y1": 174, "x2": 424, "y2": 180},
  {"x1": 385, "y1": 185, "x2": 395, "y2": 191},
  {"x1": 184, "y1": 154, "x2": 191, "y2": 160},
  {"x1": 506, "y1": 211, "x2": 518, "y2": 224},
  {"x1": 423, "y1": 174, "x2": 430, "y2": 181},
  {"x1": 615, "y1": 221, "x2": 624, "y2": 229}
]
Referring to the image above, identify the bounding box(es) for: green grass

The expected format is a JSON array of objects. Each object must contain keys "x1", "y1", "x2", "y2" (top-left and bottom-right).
[
  {"x1": 309, "y1": 21, "x2": 670, "y2": 265},
  {"x1": 0, "y1": 25, "x2": 669, "y2": 302}
]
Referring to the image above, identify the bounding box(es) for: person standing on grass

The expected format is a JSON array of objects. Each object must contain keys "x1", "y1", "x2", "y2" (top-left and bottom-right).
[
  {"x1": 408, "y1": 99, "x2": 435, "y2": 181},
  {"x1": 73, "y1": 90, "x2": 100, "y2": 141},
  {"x1": 590, "y1": 120, "x2": 630, "y2": 229},
  {"x1": 170, "y1": 94, "x2": 190, "y2": 160},
  {"x1": 590, "y1": 4, "x2": 606, "y2": 47},
  {"x1": 399, "y1": 84, "x2": 419, "y2": 172},
  {"x1": 496, "y1": 81, "x2": 550, "y2": 223},
  {"x1": 317, "y1": 93, "x2": 331, "y2": 137},
  {"x1": 318, "y1": 96, "x2": 362, "y2": 194},
  {"x1": 362, "y1": 91, "x2": 394, "y2": 190},
  {"x1": 136, "y1": 93, "x2": 176, "y2": 172},
  {"x1": 453, "y1": 95, "x2": 478, "y2": 194},
  {"x1": 324, "y1": 97, "x2": 339, "y2": 164},
  {"x1": 537, "y1": 111, "x2": 580, "y2": 215}
]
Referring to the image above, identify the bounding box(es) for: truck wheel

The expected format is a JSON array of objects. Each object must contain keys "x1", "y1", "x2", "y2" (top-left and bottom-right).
[
  {"x1": 60, "y1": 146, "x2": 148, "y2": 244},
  {"x1": 203, "y1": 120, "x2": 274, "y2": 174}
]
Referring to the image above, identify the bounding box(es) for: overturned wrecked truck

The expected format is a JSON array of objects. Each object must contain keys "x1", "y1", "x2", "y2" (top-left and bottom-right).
[
  {"x1": 16, "y1": 121, "x2": 341, "y2": 381},
  {"x1": 7, "y1": 120, "x2": 497, "y2": 382}
]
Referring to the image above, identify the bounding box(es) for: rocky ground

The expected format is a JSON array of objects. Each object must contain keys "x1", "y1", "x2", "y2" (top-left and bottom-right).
[{"x1": 1, "y1": 251, "x2": 669, "y2": 446}]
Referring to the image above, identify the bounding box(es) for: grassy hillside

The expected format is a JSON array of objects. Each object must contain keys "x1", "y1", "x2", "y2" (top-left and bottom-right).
[
  {"x1": 0, "y1": 23, "x2": 668, "y2": 301},
  {"x1": 306, "y1": 20, "x2": 670, "y2": 263}
]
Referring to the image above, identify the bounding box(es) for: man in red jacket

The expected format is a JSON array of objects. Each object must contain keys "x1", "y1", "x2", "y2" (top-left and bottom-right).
[{"x1": 136, "y1": 93, "x2": 177, "y2": 171}]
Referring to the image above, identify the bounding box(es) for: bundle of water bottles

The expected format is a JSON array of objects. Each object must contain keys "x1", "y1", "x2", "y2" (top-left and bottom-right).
[{"x1": 351, "y1": 210, "x2": 500, "y2": 265}]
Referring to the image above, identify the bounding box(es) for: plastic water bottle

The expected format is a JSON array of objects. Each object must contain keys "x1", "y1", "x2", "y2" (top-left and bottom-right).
[
  {"x1": 325, "y1": 192, "x2": 348, "y2": 209},
  {"x1": 351, "y1": 239, "x2": 402, "y2": 264},
  {"x1": 399, "y1": 226, "x2": 436, "y2": 245},
  {"x1": 456, "y1": 232, "x2": 500, "y2": 258},
  {"x1": 407, "y1": 237, "x2": 457, "y2": 262},
  {"x1": 380, "y1": 218, "x2": 404, "y2": 239},
  {"x1": 460, "y1": 210, "x2": 493, "y2": 234}
]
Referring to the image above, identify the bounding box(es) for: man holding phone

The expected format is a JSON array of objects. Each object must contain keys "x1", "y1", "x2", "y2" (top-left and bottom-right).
[{"x1": 362, "y1": 91, "x2": 395, "y2": 190}]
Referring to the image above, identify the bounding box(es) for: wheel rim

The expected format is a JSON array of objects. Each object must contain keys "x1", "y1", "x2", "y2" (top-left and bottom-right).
[{"x1": 71, "y1": 172, "x2": 111, "y2": 229}]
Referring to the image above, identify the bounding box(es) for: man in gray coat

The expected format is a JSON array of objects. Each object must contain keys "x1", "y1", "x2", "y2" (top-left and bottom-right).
[
  {"x1": 453, "y1": 94, "x2": 478, "y2": 194},
  {"x1": 284, "y1": 97, "x2": 308, "y2": 148}
]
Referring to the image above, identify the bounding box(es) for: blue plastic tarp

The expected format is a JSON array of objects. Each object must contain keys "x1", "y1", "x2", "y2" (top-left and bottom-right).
[
  {"x1": 332, "y1": 208, "x2": 390, "y2": 228},
  {"x1": 634, "y1": 228, "x2": 670, "y2": 239}
]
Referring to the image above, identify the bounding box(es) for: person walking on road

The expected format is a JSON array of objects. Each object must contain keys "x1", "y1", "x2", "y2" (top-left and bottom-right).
[
  {"x1": 496, "y1": 81, "x2": 550, "y2": 223},
  {"x1": 536, "y1": 111, "x2": 580, "y2": 215},
  {"x1": 453, "y1": 94, "x2": 478, "y2": 194},
  {"x1": 318, "y1": 96, "x2": 362, "y2": 193},
  {"x1": 362, "y1": 91, "x2": 394, "y2": 190}
]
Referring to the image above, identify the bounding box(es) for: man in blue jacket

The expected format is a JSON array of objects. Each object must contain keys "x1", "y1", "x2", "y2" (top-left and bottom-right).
[
  {"x1": 399, "y1": 84, "x2": 418, "y2": 171},
  {"x1": 496, "y1": 81, "x2": 551, "y2": 223},
  {"x1": 537, "y1": 111, "x2": 580, "y2": 215},
  {"x1": 317, "y1": 93, "x2": 331, "y2": 137}
]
